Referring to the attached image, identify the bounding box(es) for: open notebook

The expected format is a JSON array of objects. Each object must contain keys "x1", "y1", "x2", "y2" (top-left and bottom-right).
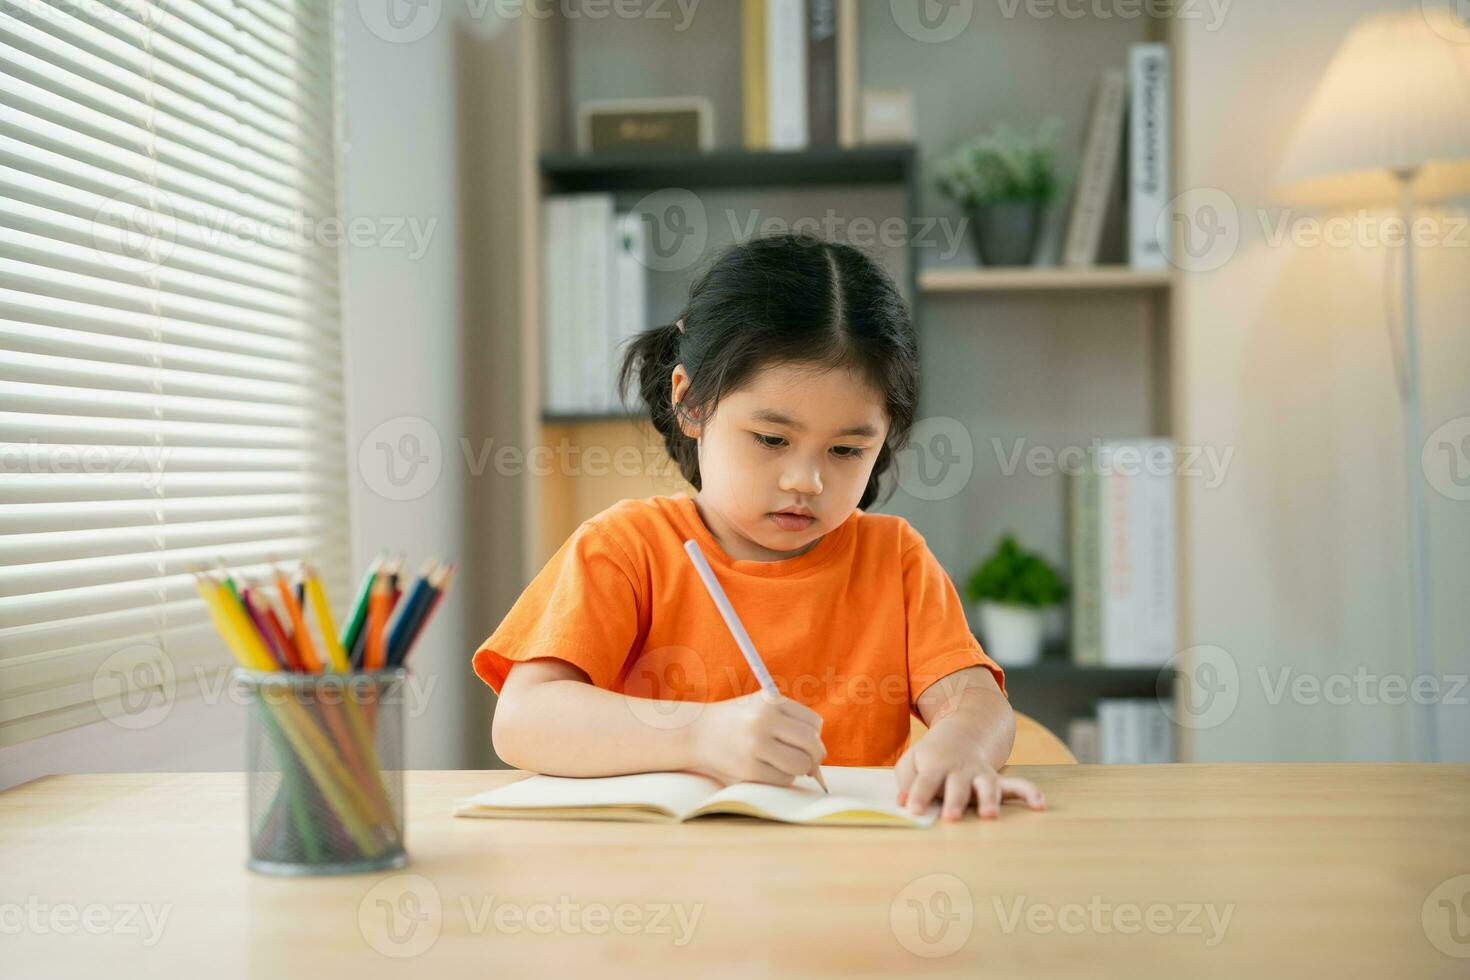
[{"x1": 453, "y1": 766, "x2": 937, "y2": 828}]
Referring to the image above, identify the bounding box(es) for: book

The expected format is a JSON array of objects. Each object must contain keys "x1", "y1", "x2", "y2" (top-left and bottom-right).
[
  {"x1": 749, "y1": 0, "x2": 855, "y2": 149},
  {"x1": 1128, "y1": 43, "x2": 1170, "y2": 269},
  {"x1": 1067, "y1": 717, "x2": 1100, "y2": 764},
  {"x1": 1142, "y1": 698, "x2": 1174, "y2": 763},
  {"x1": 1080, "y1": 439, "x2": 1176, "y2": 667},
  {"x1": 742, "y1": 0, "x2": 768, "y2": 149},
  {"x1": 766, "y1": 0, "x2": 808, "y2": 149},
  {"x1": 1097, "y1": 699, "x2": 1132, "y2": 764},
  {"x1": 453, "y1": 766, "x2": 938, "y2": 828},
  {"x1": 1098, "y1": 444, "x2": 1139, "y2": 666},
  {"x1": 575, "y1": 194, "x2": 615, "y2": 412},
  {"x1": 1142, "y1": 443, "x2": 1177, "y2": 665},
  {"x1": 1062, "y1": 68, "x2": 1128, "y2": 267},
  {"x1": 1069, "y1": 466, "x2": 1102, "y2": 665},
  {"x1": 836, "y1": 0, "x2": 859, "y2": 147},
  {"x1": 1096, "y1": 699, "x2": 1174, "y2": 763},
  {"x1": 541, "y1": 196, "x2": 574, "y2": 414},
  {"x1": 807, "y1": 0, "x2": 838, "y2": 146},
  {"x1": 543, "y1": 198, "x2": 646, "y2": 413}
]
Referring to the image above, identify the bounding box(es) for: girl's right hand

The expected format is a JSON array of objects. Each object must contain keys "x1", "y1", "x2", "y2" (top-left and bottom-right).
[{"x1": 688, "y1": 691, "x2": 826, "y2": 786}]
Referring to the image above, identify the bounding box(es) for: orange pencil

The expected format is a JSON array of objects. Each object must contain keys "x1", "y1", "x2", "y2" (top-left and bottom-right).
[
  {"x1": 274, "y1": 564, "x2": 322, "y2": 673},
  {"x1": 363, "y1": 573, "x2": 390, "y2": 671}
]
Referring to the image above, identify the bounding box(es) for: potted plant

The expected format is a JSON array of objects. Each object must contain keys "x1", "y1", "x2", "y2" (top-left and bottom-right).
[
  {"x1": 934, "y1": 119, "x2": 1065, "y2": 267},
  {"x1": 964, "y1": 534, "x2": 1068, "y2": 666}
]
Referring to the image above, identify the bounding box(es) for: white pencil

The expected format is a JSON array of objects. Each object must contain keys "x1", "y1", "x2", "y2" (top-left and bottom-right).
[{"x1": 682, "y1": 539, "x2": 830, "y2": 794}]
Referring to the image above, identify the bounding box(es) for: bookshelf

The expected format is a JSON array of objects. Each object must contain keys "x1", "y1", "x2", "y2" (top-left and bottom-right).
[
  {"x1": 540, "y1": 145, "x2": 917, "y2": 192},
  {"x1": 990, "y1": 639, "x2": 1180, "y2": 742},
  {"x1": 484, "y1": 3, "x2": 1187, "y2": 762},
  {"x1": 537, "y1": 145, "x2": 921, "y2": 311}
]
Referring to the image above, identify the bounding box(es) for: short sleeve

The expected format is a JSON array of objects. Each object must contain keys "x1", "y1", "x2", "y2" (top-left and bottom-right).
[
  {"x1": 902, "y1": 531, "x2": 1007, "y2": 709},
  {"x1": 471, "y1": 520, "x2": 642, "y2": 693}
]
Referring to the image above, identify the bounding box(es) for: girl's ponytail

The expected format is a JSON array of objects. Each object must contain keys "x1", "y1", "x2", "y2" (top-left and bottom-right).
[{"x1": 617, "y1": 318, "x2": 701, "y2": 489}]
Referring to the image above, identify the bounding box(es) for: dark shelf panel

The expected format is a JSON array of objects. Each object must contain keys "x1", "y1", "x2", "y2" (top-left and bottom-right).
[
  {"x1": 1003, "y1": 660, "x2": 1172, "y2": 687},
  {"x1": 982, "y1": 638, "x2": 1174, "y2": 695},
  {"x1": 541, "y1": 411, "x2": 639, "y2": 425},
  {"x1": 539, "y1": 145, "x2": 917, "y2": 193}
]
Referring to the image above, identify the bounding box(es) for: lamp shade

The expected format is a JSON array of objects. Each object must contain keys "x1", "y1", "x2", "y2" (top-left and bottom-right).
[{"x1": 1277, "y1": 7, "x2": 1470, "y2": 206}]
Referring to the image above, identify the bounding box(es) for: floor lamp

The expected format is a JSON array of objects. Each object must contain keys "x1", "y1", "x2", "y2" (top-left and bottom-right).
[{"x1": 1277, "y1": 8, "x2": 1470, "y2": 763}]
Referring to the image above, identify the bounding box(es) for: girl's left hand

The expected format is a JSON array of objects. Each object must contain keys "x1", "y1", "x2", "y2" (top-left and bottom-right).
[{"x1": 894, "y1": 715, "x2": 1048, "y2": 821}]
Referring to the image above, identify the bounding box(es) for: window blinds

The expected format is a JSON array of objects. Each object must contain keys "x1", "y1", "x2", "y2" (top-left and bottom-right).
[{"x1": 0, "y1": 0, "x2": 351, "y2": 745}]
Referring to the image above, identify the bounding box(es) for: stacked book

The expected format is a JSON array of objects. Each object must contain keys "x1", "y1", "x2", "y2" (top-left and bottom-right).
[
  {"x1": 1061, "y1": 42, "x2": 1171, "y2": 269},
  {"x1": 741, "y1": 0, "x2": 860, "y2": 150},
  {"x1": 1069, "y1": 438, "x2": 1177, "y2": 667},
  {"x1": 542, "y1": 195, "x2": 649, "y2": 416},
  {"x1": 1068, "y1": 701, "x2": 1174, "y2": 764}
]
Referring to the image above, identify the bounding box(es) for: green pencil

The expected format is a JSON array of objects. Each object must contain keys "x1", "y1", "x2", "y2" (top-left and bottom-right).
[
  {"x1": 215, "y1": 559, "x2": 241, "y2": 601},
  {"x1": 340, "y1": 555, "x2": 383, "y2": 659}
]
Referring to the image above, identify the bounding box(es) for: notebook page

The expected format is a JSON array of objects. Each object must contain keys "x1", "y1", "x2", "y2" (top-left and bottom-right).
[
  {"x1": 453, "y1": 770, "x2": 724, "y2": 820},
  {"x1": 694, "y1": 767, "x2": 938, "y2": 828}
]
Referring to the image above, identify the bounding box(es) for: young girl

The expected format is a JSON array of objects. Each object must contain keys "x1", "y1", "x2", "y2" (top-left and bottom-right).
[{"x1": 475, "y1": 233, "x2": 1045, "y2": 822}]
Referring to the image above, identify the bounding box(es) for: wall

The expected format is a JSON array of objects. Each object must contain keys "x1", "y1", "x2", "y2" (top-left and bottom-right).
[{"x1": 1176, "y1": 0, "x2": 1470, "y2": 761}]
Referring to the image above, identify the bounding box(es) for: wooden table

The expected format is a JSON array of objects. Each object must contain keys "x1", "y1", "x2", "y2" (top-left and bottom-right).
[{"x1": 2, "y1": 765, "x2": 1467, "y2": 978}]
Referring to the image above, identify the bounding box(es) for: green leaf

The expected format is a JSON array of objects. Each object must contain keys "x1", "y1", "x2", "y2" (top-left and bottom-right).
[
  {"x1": 933, "y1": 117, "x2": 1068, "y2": 207},
  {"x1": 964, "y1": 533, "x2": 1068, "y2": 607}
]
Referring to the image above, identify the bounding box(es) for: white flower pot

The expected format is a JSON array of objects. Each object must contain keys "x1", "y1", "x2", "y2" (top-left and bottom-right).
[{"x1": 977, "y1": 601, "x2": 1047, "y2": 666}]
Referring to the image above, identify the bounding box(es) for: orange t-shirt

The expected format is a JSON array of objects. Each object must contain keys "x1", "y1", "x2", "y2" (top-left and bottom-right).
[{"x1": 472, "y1": 492, "x2": 1005, "y2": 766}]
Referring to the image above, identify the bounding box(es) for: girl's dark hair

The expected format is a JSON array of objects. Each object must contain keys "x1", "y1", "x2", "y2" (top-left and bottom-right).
[{"x1": 616, "y1": 232, "x2": 918, "y2": 511}]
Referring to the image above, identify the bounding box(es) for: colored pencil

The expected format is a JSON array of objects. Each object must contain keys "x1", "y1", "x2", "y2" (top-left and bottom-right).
[
  {"x1": 340, "y1": 555, "x2": 382, "y2": 653},
  {"x1": 195, "y1": 552, "x2": 452, "y2": 868},
  {"x1": 257, "y1": 591, "x2": 303, "y2": 673},
  {"x1": 239, "y1": 586, "x2": 286, "y2": 670},
  {"x1": 349, "y1": 605, "x2": 371, "y2": 670},
  {"x1": 304, "y1": 561, "x2": 351, "y2": 673},
  {"x1": 363, "y1": 573, "x2": 391, "y2": 671},
  {"x1": 215, "y1": 560, "x2": 241, "y2": 601},
  {"x1": 274, "y1": 565, "x2": 322, "y2": 673},
  {"x1": 385, "y1": 560, "x2": 436, "y2": 666},
  {"x1": 194, "y1": 573, "x2": 276, "y2": 672},
  {"x1": 269, "y1": 695, "x2": 384, "y2": 856},
  {"x1": 387, "y1": 555, "x2": 403, "y2": 610},
  {"x1": 394, "y1": 562, "x2": 453, "y2": 666}
]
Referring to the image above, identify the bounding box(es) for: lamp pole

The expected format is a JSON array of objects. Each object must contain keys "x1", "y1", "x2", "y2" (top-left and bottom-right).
[{"x1": 1394, "y1": 166, "x2": 1438, "y2": 763}]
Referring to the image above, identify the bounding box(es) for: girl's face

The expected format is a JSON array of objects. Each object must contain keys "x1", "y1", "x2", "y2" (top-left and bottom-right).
[{"x1": 672, "y1": 360, "x2": 889, "y2": 563}]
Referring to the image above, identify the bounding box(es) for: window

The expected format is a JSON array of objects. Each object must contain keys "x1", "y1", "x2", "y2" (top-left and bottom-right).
[{"x1": 1, "y1": 0, "x2": 350, "y2": 744}]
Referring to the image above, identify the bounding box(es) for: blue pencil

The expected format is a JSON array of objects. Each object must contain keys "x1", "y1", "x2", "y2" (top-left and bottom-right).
[
  {"x1": 391, "y1": 563, "x2": 452, "y2": 666},
  {"x1": 385, "y1": 560, "x2": 436, "y2": 665}
]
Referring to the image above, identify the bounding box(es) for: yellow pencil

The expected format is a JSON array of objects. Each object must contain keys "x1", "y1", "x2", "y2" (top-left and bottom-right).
[
  {"x1": 303, "y1": 561, "x2": 350, "y2": 673},
  {"x1": 194, "y1": 574, "x2": 275, "y2": 671}
]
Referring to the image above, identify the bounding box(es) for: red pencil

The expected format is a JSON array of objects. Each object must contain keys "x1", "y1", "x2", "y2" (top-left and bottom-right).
[
  {"x1": 257, "y1": 590, "x2": 303, "y2": 672},
  {"x1": 238, "y1": 586, "x2": 285, "y2": 670}
]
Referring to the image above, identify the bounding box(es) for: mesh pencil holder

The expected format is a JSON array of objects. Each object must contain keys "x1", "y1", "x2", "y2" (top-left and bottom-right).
[{"x1": 238, "y1": 667, "x2": 409, "y2": 876}]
